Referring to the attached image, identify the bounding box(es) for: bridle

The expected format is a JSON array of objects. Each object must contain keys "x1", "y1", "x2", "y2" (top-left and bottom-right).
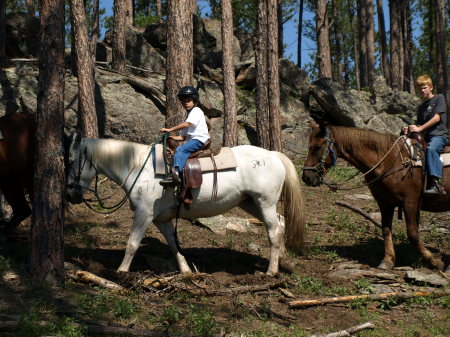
[{"x1": 303, "y1": 127, "x2": 336, "y2": 179}]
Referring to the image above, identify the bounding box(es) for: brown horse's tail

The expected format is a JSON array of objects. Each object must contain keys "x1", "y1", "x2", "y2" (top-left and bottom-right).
[{"x1": 276, "y1": 152, "x2": 306, "y2": 254}]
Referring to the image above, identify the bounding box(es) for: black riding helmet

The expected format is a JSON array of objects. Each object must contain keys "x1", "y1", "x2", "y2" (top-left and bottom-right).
[{"x1": 177, "y1": 86, "x2": 199, "y2": 102}]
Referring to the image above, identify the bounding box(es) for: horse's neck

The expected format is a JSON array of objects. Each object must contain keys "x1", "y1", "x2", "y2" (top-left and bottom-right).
[
  {"x1": 332, "y1": 127, "x2": 394, "y2": 174},
  {"x1": 87, "y1": 139, "x2": 149, "y2": 189}
]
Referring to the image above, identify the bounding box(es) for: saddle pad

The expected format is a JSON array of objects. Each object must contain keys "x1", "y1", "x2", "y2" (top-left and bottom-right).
[{"x1": 153, "y1": 143, "x2": 237, "y2": 175}]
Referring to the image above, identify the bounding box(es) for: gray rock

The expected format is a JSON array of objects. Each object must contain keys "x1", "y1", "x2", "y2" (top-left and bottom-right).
[
  {"x1": 197, "y1": 215, "x2": 259, "y2": 236},
  {"x1": 405, "y1": 271, "x2": 448, "y2": 286}
]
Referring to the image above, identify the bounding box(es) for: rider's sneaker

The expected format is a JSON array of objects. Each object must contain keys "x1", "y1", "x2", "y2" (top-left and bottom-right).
[{"x1": 424, "y1": 181, "x2": 447, "y2": 195}]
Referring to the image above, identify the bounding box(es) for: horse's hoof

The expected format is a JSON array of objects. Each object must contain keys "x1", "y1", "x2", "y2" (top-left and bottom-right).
[
  {"x1": 279, "y1": 258, "x2": 295, "y2": 274},
  {"x1": 378, "y1": 261, "x2": 394, "y2": 270}
]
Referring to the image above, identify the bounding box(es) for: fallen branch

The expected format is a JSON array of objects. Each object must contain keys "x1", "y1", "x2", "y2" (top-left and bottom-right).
[
  {"x1": 289, "y1": 289, "x2": 450, "y2": 308},
  {"x1": 309, "y1": 321, "x2": 375, "y2": 337},
  {"x1": 0, "y1": 320, "x2": 170, "y2": 336},
  {"x1": 184, "y1": 280, "x2": 286, "y2": 296},
  {"x1": 64, "y1": 262, "x2": 126, "y2": 292},
  {"x1": 335, "y1": 201, "x2": 382, "y2": 229}
]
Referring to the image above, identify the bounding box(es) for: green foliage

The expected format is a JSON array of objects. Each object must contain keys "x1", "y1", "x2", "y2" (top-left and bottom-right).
[
  {"x1": 291, "y1": 275, "x2": 324, "y2": 294},
  {"x1": 0, "y1": 255, "x2": 12, "y2": 271},
  {"x1": 186, "y1": 304, "x2": 217, "y2": 337},
  {"x1": 347, "y1": 297, "x2": 370, "y2": 310},
  {"x1": 377, "y1": 296, "x2": 398, "y2": 310},
  {"x1": 437, "y1": 295, "x2": 450, "y2": 309},
  {"x1": 16, "y1": 315, "x2": 86, "y2": 337},
  {"x1": 161, "y1": 306, "x2": 183, "y2": 325},
  {"x1": 354, "y1": 278, "x2": 372, "y2": 293}
]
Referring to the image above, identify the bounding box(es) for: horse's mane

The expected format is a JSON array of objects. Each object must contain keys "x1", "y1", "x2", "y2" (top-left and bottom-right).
[
  {"x1": 84, "y1": 138, "x2": 152, "y2": 173},
  {"x1": 332, "y1": 126, "x2": 397, "y2": 157}
]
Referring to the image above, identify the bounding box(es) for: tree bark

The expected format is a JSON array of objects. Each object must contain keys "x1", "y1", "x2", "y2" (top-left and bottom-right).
[
  {"x1": 125, "y1": 0, "x2": 134, "y2": 27},
  {"x1": 402, "y1": 1, "x2": 413, "y2": 93},
  {"x1": 348, "y1": 0, "x2": 360, "y2": 90},
  {"x1": 297, "y1": 0, "x2": 304, "y2": 67},
  {"x1": 112, "y1": 0, "x2": 126, "y2": 73},
  {"x1": 267, "y1": 0, "x2": 282, "y2": 151},
  {"x1": 435, "y1": 0, "x2": 448, "y2": 95},
  {"x1": 331, "y1": 0, "x2": 343, "y2": 83},
  {"x1": 255, "y1": 0, "x2": 270, "y2": 149},
  {"x1": 277, "y1": 1, "x2": 283, "y2": 59},
  {"x1": 376, "y1": 0, "x2": 390, "y2": 85},
  {"x1": 26, "y1": 0, "x2": 35, "y2": 14},
  {"x1": 156, "y1": 0, "x2": 162, "y2": 22},
  {"x1": 357, "y1": 0, "x2": 368, "y2": 88},
  {"x1": 316, "y1": 0, "x2": 332, "y2": 78},
  {"x1": 30, "y1": 0, "x2": 66, "y2": 284},
  {"x1": 389, "y1": 0, "x2": 402, "y2": 90},
  {"x1": 70, "y1": 0, "x2": 98, "y2": 138},
  {"x1": 365, "y1": 0, "x2": 375, "y2": 92},
  {"x1": 0, "y1": 0, "x2": 5, "y2": 67},
  {"x1": 221, "y1": 0, "x2": 237, "y2": 147},
  {"x1": 165, "y1": 0, "x2": 194, "y2": 128},
  {"x1": 90, "y1": 0, "x2": 100, "y2": 63}
]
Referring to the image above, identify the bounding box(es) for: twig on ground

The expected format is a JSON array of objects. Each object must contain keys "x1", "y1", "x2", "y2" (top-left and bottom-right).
[
  {"x1": 308, "y1": 321, "x2": 375, "y2": 337},
  {"x1": 335, "y1": 201, "x2": 382, "y2": 229},
  {"x1": 289, "y1": 289, "x2": 450, "y2": 308},
  {"x1": 64, "y1": 262, "x2": 126, "y2": 292}
]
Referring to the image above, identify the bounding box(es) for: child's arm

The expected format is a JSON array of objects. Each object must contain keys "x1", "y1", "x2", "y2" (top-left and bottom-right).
[{"x1": 160, "y1": 122, "x2": 190, "y2": 133}]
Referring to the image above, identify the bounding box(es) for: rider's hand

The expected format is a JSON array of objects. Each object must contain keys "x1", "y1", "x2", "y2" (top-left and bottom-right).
[{"x1": 160, "y1": 128, "x2": 170, "y2": 133}]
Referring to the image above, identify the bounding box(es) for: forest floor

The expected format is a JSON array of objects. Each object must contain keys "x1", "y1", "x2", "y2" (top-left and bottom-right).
[{"x1": 0, "y1": 163, "x2": 449, "y2": 337}]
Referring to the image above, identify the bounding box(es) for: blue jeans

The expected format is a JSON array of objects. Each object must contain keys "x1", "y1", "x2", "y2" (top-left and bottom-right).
[
  {"x1": 173, "y1": 139, "x2": 204, "y2": 171},
  {"x1": 426, "y1": 136, "x2": 448, "y2": 179}
]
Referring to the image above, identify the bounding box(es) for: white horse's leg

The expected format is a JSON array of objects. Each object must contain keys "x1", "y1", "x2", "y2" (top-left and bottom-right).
[
  {"x1": 154, "y1": 220, "x2": 192, "y2": 274},
  {"x1": 117, "y1": 208, "x2": 152, "y2": 272},
  {"x1": 260, "y1": 205, "x2": 285, "y2": 276}
]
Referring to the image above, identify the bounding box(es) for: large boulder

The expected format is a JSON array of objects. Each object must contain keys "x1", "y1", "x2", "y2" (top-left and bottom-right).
[{"x1": 5, "y1": 13, "x2": 39, "y2": 58}]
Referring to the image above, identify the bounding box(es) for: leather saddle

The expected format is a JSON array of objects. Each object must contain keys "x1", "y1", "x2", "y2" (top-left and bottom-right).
[{"x1": 165, "y1": 138, "x2": 220, "y2": 206}]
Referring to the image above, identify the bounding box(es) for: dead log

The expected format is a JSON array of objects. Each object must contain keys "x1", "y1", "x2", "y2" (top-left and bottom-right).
[
  {"x1": 289, "y1": 289, "x2": 450, "y2": 308},
  {"x1": 309, "y1": 321, "x2": 375, "y2": 337},
  {"x1": 335, "y1": 201, "x2": 382, "y2": 229},
  {"x1": 64, "y1": 262, "x2": 126, "y2": 292},
  {"x1": 0, "y1": 320, "x2": 171, "y2": 336}
]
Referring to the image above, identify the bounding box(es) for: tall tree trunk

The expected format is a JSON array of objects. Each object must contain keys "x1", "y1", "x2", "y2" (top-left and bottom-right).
[
  {"x1": 406, "y1": 7, "x2": 414, "y2": 95},
  {"x1": 0, "y1": 0, "x2": 5, "y2": 67},
  {"x1": 427, "y1": 0, "x2": 434, "y2": 75},
  {"x1": 331, "y1": 0, "x2": 343, "y2": 83},
  {"x1": 389, "y1": 0, "x2": 402, "y2": 90},
  {"x1": 255, "y1": 0, "x2": 270, "y2": 149},
  {"x1": 267, "y1": 0, "x2": 281, "y2": 151},
  {"x1": 70, "y1": 0, "x2": 98, "y2": 138},
  {"x1": 165, "y1": 0, "x2": 194, "y2": 128},
  {"x1": 376, "y1": 0, "x2": 390, "y2": 85},
  {"x1": 221, "y1": 0, "x2": 237, "y2": 147},
  {"x1": 348, "y1": 0, "x2": 360, "y2": 90},
  {"x1": 26, "y1": 0, "x2": 35, "y2": 14},
  {"x1": 402, "y1": 1, "x2": 412, "y2": 93},
  {"x1": 357, "y1": 0, "x2": 368, "y2": 88},
  {"x1": 125, "y1": 0, "x2": 134, "y2": 27},
  {"x1": 365, "y1": 0, "x2": 375, "y2": 91},
  {"x1": 156, "y1": 0, "x2": 162, "y2": 22},
  {"x1": 90, "y1": 0, "x2": 100, "y2": 63},
  {"x1": 112, "y1": 0, "x2": 126, "y2": 73},
  {"x1": 435, "y1": 0, "x2": 448, "y2": 95},
  {"x1": 277, "y1": 1, "x2": 283, "y2": 59},
  {"x1": 297, "y1": 0, "x2": 304, "y2": 67},
  {"x1": 316, "y1": 0, "x2": 332, "y2": 78},
  {"x1": 30, "y1": 0, "x2": 66, "y2": 284}
]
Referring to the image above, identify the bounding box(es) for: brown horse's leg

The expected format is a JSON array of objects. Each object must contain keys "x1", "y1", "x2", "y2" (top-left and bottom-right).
[
  {"x1": 0, "y1": 182, "x2": 31, "y2": 235},
  {"x1": 378, "y1": 205, "x2": 396, "y2": 270},
  {"x1": 403, "y1": 201, "x2": 445, "y2": 270}
]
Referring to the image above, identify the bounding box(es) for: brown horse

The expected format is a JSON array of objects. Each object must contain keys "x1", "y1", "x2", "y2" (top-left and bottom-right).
[
  {"x1": 0, "y1": 113, "x2": 36, "y2": 235},
  {"x1": 302, "y1": 121, "x2": 449, "y2": 271}
]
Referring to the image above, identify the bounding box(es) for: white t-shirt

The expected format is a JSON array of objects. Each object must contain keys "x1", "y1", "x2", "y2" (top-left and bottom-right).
[{"x1": 182, "y1": 106, "x2": 210, "y2": 144}]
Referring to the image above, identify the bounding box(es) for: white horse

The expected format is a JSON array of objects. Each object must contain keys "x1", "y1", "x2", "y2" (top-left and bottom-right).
[{"x1": 66, "y1": 134, "x2": 306, "y2": 275}]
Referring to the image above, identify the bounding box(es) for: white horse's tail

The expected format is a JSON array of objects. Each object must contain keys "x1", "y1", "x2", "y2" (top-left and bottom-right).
[{"x1": 276, "y1": 152, "x2": 306, "y2": 254}]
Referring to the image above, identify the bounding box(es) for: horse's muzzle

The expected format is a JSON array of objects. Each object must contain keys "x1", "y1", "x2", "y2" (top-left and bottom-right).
[
  {"x1": 302, "y1": 171, "x2": 322, "y2": 187},
  {"x1": 66, "y1": 185, "x2": 83, "y2": 204}
]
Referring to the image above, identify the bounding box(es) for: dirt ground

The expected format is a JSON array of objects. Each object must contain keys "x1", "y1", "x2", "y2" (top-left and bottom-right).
[{"x1": 0, "y1": 165, "x2": 449, "y2": 337}]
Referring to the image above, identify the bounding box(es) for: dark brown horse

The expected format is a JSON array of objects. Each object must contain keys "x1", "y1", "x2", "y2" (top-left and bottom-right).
[
  {"x1": 302, "y1": 121, "x2": 449, "y2": 271},
  {"x1": 0, "y1": 113, "x2": 36, "y2": 235}
]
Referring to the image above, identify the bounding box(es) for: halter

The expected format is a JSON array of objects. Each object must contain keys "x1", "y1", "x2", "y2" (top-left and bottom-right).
[{"x1": 303, "y1": 127, "x2": 336, "y2": 179}]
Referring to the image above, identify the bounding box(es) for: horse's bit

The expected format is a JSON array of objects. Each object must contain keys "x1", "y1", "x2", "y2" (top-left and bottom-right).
[{"x1": 303, "y1": 127, "x2": 336, "y2": 180}]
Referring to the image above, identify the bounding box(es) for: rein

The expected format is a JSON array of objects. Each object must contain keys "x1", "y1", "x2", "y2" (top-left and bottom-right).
[{"x1": 308, "y1": 127, "x2": 411, "y2": 191}]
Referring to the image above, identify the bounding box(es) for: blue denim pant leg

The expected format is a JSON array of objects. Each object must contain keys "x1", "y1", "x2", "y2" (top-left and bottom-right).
[
  {"x1": 173, "y1": 139, "x2": 204, "y2": 171},
  {"x1": 426, "y1": 136, "x2": 448, "y2": 179}
]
